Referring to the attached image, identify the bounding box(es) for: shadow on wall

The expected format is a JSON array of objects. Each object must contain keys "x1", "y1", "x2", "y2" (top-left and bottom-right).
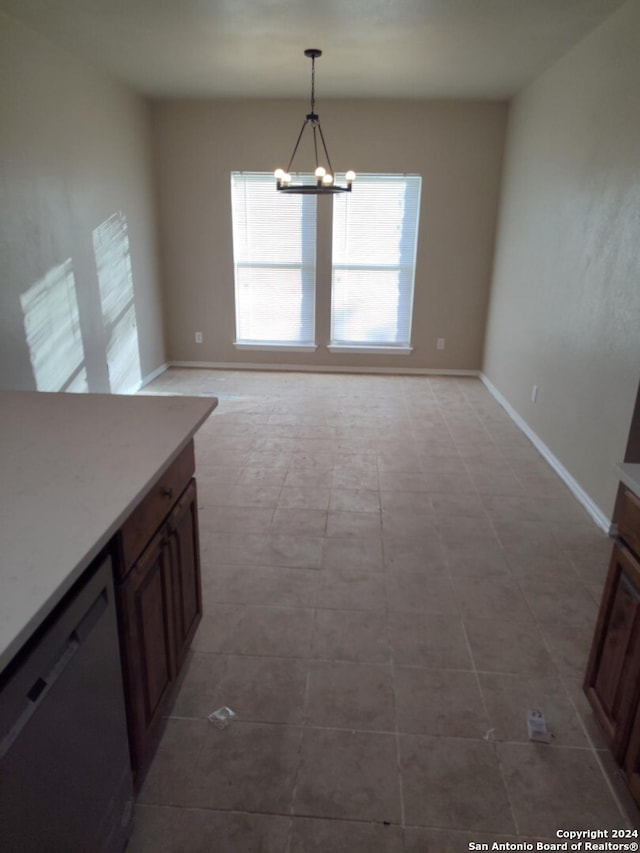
[{"x1": 20, "y1": 211, "x2": 142, "y2": 394}]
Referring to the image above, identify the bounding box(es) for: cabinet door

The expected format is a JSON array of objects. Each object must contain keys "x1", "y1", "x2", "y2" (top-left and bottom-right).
[
  {"x1": 166, "y1": 479, "x2": 203, "y2": 669},
  {"x1": 118, "y1": 526, "x2": 176, "y2": 776},
  {"x1": 584, "y1": 543, "x2": 640, "y2": 758}
]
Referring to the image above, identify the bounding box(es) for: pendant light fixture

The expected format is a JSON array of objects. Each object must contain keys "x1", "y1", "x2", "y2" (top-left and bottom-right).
[{"x1": 275, "y1": 49, "x2": 356, "y2": 194}]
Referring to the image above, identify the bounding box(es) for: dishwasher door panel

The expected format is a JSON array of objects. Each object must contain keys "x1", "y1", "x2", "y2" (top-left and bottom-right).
[{"x1": 0, "y1": 554, "x2": 133, "y2": 853}]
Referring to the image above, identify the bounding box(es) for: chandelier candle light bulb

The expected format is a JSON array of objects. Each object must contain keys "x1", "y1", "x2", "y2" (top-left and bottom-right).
[{"x1": 274, "y1": 49, "x2": 356, "y2": 195}]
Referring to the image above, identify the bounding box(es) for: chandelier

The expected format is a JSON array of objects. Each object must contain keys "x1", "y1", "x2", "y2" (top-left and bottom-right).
[{"x1": 274, "y1": 49, "x2": 356, "y2": 195}]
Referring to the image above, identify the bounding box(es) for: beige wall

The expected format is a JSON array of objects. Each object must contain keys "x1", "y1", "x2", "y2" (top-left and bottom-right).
[
  {"x1": 483, "y1": 0, "x2": 640, "y2": 519},
  {"x1": 0, "y1": 15, "x2": 165, "y2": 393},
  {"x1": 151, "y1": 98, "x2": 507, "y2": 370}
]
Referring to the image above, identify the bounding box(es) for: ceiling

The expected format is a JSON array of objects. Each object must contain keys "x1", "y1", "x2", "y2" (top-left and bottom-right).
[{"x1": 0, "y1": 0, "x2": 628, "y2": 99}]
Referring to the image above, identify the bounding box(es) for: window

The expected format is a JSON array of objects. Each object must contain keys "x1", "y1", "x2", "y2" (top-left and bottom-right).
[
  {"x1": 330, "y1": 174, "x2": 422, "y2": 352},
  {"x1": 231, "y1": 172, "x2": 317, "y2": 349},
  {"x1": 230, "y1": 172, "x2": 422, "y2": 353}
]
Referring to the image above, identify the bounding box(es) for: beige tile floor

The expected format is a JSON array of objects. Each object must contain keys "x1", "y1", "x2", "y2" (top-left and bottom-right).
[{"x1": 129, "y1": 368, "x2": 640, "y2": 851}]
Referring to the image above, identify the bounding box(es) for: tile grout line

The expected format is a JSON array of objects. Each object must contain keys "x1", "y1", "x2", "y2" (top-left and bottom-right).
[
  {"x1": 133, "y1": 799, "x2": 549, "y2": 839},
  {"x1": 452, "y1": 400, "x2": 531, "y2": 838},
  {"x1": 461, "y1": 613, "x2": 522, "y2": 837},
  {"x1": 285, "y1": 662, "x2": 313, "y2": 849},
  {"x1": 436, "y1": 398, "x2": 505, "y2": 759},
  {"x1": 386, "y1": 604, "x2": 406, "y2": 830},
  {"x1": 163, "y1": 708, "x2": 617, "y2": 750},
  {"x1": 385, "y1": 393, "x2": 408, "y2": 833}
]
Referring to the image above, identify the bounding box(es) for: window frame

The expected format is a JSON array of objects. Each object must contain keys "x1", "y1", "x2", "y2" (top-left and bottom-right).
[
  {"x1": 329, "y1": 173, "x2": 422, "y2": 354},
  {"x1": 230, "y1": 171, "x2": 318, "y2": 351},
  {"x1": 229, "y1": 171, "x2": 423, "y2": 355}
]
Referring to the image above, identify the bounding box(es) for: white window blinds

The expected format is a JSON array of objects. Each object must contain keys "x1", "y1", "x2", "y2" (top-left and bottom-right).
[
  {"x1": 330, "y1": 174, "x2": 422, "y2": 349},
  {"x1": 231, "y1": 172, "x2": 317, "y2": 347}
]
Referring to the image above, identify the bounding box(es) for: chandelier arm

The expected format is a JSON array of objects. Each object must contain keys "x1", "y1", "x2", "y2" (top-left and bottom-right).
[
  {"x1": 316, "y1": 121, "x2": 335, "y2": 178},
  {"x1": 285, "y1": 117, "x2": 310, "y2": 174},
  {"x1": 276, "y1": 48, "x2": 353, "y2": 194}
]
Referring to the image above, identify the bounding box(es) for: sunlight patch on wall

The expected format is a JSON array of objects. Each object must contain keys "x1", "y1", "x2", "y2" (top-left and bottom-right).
[
  {"x1": 20, "y1": 259, "x2": 88, "y2": 392},
  {"x1": 93, "y1": 211, "x2": 141, "y2": 394}
]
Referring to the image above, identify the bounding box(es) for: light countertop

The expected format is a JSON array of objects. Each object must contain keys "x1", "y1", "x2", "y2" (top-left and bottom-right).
[
  {"x1": 616, "y1": 463, "x2": 640, "y2": 498},
  {"x1": 0, "y1": 390, "x2": 217, "y2": 672}
]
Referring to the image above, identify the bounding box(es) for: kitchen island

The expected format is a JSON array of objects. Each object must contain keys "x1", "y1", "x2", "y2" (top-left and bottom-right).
[
  {"x1": 0, "y1": 389, "x2": 216, "y2": 850},
  {"x1": 0, "y1": 389, "x2": 216, "y2": 673}
]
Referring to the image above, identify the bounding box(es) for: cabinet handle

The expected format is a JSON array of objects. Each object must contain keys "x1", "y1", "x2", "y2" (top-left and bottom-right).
[{"x1": 162, "y1": 487, "x2": 173, "y2": 500}]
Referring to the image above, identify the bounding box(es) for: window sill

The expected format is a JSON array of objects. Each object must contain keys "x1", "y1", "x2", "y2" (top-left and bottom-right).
[
  {"x1": 328, "y1": 344, "x2": 413, "y2": 355},
  {"x1": 234, "y1": 342, "x2": 317, "y2": 352}
]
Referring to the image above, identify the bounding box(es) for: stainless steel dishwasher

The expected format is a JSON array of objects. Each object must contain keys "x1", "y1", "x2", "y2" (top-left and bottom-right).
[{"x1": 0, "y1": 551, "x2": 133, "y2": 852}]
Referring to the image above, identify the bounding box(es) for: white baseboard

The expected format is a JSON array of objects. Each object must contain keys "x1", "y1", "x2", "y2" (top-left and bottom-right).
[
  {"x1": 137, "y1": 362, "x2": 170, "y2": 391},
  {"x1": 480, "y1": 373, "x2": 611, "y2": 533},
  {"x1": 137, "y1": 361, "x2": 610, "y2": 530},
  {"x1": 169, "y1": 359, "x2": 481, "y2": 377}
]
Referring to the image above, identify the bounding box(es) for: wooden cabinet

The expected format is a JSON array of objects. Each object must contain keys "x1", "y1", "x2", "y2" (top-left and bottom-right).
[
  {"x1": 584, "y1": 542, "x2": 640, "y2": 755},
  {"x1": 115, "y1": 442, "x2": 202, "y2": 785},
  {"x1": 585, "y1": 484, "x2": 640, "y2": 807},
  {"x1": 626, "y1": 698, "x2": 640, "y2": 805},
  {"x1": 166, "y1": 479, "x2": 202, "y2": 670},
  {"x1": 118, "y1": 527, "x2": 176, "y2": 777},
  {"x1": 116, "y1": 442, "x2": 197, "y2": 581}
]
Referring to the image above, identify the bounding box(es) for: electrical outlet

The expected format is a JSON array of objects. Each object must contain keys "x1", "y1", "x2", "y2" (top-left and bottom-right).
[
  {"x1": 531, "y1": 384, "x2": 538, "y2": 403},
  {"x1": 195, "y1": 332, "x2": 203, "y2": 344},
  {"x1": 436, "y1": 337, "x2": 445, "y2": 350}
]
